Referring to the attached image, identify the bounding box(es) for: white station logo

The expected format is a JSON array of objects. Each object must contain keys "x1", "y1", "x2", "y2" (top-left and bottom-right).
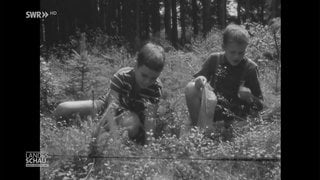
[{"x1": 26, "y1": 11, "x2": 50, "y2": 19}]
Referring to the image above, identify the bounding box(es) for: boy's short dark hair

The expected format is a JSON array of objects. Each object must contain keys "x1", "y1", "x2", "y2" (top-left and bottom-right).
[
  {"x1": 222, "y1": 23, "x2": 250, "y2": 46},
  {"x1": 137, "y1": 42, "x2": 165, "y2": 72}
]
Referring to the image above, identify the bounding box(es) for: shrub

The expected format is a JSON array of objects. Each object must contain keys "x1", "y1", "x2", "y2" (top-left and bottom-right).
[
  {"x1": 40, "y1": 22, "x2": 281, "y2": 179},
  {"x1": 40, "y1": 57, "x2": 58, "y2": 113}
]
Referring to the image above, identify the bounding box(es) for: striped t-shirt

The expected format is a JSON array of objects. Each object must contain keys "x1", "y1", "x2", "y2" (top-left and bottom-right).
[{"x1": 98, "y1": 67, "x2": 162, "y2": 116}]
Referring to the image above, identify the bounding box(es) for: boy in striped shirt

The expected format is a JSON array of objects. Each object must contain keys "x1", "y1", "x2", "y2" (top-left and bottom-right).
[
  {"x1": 54, "y1": 42, "x2": 165, "y2": 147},
  {"x1": 93, "y1": 42, "x2": 165, "y2": 145}
]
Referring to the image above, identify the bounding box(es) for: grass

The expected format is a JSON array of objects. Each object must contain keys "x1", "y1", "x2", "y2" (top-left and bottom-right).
[{"x1": 40, "y1": 24, "x2": 281, "y2": 180}]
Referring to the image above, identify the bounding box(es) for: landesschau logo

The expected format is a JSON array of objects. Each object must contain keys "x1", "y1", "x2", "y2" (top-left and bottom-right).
[
  {"x1": 26, "y1": 11, "x2": 57, "y2": 19},
  {"x1": 26, "y1": 151, "x2": 49, "y2": 167}
]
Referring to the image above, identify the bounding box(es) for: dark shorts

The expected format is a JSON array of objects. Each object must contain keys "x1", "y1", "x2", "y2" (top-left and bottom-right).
[{"x1": 213, "y1": 99, "x2": 251, "y2": 127}]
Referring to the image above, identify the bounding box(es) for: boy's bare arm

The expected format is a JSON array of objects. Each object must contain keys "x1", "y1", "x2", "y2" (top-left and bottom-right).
[
  {"x1": 243, "y1": 67, "x2": 264, "y2": 111},
  {"x1": 91, "y1": 89, "x2": 121, "y2": 137}
]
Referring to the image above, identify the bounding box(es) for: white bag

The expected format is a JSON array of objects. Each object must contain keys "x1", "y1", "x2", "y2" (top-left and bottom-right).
[{"x1": 197, "y1": 83, "x2": 217, "y2": 130}]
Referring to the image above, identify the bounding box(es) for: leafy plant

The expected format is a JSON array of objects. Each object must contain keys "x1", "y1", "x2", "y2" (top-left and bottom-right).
[
  {"x1": 245, "y1": 19, "x2": 281, "y2": 93},
  {"x1": 40, "y1": 22, "x2": 281, "y2": 179},
  {"x1": 40, "y1": 57, "x2": 58, "y2": 113}
]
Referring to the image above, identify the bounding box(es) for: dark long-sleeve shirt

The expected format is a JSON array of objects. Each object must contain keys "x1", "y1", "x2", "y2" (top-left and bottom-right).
[{"x1": 194, "y1": 52, "x2": 263, "y2": 111}]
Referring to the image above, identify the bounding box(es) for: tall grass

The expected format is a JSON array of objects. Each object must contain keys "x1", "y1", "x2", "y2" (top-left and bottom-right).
[{"x1": 40, "y1": 23, "x2": 281, "y2": 179}]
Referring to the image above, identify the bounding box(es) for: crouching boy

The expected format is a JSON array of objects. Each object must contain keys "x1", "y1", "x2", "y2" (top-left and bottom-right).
[
  {"x1": 54, "y1": 42, "x2": 165, "y2": 148},
  {"x1": 184, "y1": 24, "x2": 264, "y2": 140}
]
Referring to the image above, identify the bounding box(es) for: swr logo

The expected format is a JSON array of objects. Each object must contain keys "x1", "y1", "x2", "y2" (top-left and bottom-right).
[{"x1": 26, "y1": 11, "x2": 49, "y2": 19}]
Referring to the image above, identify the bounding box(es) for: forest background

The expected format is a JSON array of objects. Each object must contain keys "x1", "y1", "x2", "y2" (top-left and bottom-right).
[{"x1": 40, "y1": 0, "x2": 281, "y2": 179}]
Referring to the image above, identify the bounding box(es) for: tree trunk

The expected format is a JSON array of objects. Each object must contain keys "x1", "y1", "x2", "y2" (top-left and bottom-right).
[
  {"x1": 80, "y1": 33, "x2": 87, "y2": 92},
  {"x1": 44, "y1": 16, "x2": 58, "y2": 45},
  {"x1": 98, "y1": 0, "x2": 107, "y2": 31},
  {"x1": 151, "y1": 0, "x2": 161, "y2": 37},
  {"x1": 219, "y1": 0, "x2": 227, "y2": 28},
  {"x1": 116, "y1": 0, "x2": 121, "y2": 35},
  {"x1": 237, "y1": 0, "x2": 241, "y2": 24},
  {"x1": 244, "y1": 0, "x2": 251, "y2": 22},
  {"x1": 271, "y1": 0, "x2": 280, "y2": 18},
  {"x1": 105, "y1": 1, "x2": 111, "y2": 34},
  {"x1": 89, "y1": 0, "x2": 99, "y2": 28},
  {"x1": 142, "y1": 0, "x2": 150, "y2": 40},
  {"x1": 260, "y1": 2, "x2": 265, "y2": 24},
  {"x1": 121, "y1": 0, "x2": 128, "y2": 37},
  {"x1": 180, "y1": 0, "x2": 186, "y2": 44},
  {"x1": 118, "y1": 0, "x2": 124, "y2": 36},
  {"x1": 164, "y1": 0, "x2": 172, "y2": 40},
  {"x1": 40, "y1": 19, "x2": 46, "y2": 43},
  {"x1": 171, "y1": 0, "x2": 178, "y2": 47},
  {"x1": 192, "y1": 0, "x2": 199, "y2": 35},
  {"x1": 123, "y1": 1, "x2": 136, "y2": 42},
  {"x1": 106, "y1": 0, "x2": 117, "y2": 35},
  {"x1": 202, "y1": 0, "x2": 210, "y2": 36},
  {"x1": 135, "y1": 0, "x2": 141, "y2": 50}
]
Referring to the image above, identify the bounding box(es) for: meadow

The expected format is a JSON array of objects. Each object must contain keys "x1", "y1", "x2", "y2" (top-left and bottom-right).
[{"x1": 40, "y1": 21, "x2": 281, "y2": 180}]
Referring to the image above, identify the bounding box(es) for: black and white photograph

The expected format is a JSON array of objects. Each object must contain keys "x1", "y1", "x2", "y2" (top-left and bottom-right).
[{"x1": 38, "y1": 0, "x2": 282, "y2": 179}]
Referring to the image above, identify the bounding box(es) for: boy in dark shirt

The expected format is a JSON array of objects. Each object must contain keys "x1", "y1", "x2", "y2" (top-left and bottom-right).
[{"x1": 185, "y1": 24, "x2": 264, "y2": 137}]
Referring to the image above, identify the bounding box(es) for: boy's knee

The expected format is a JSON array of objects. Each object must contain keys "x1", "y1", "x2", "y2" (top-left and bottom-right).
[
  {"x1": 119, "y1": 112, "x2": 142, "y2": 138},
  {"x1": 53, "y1": 102, "x2": 70, "y2": 118}
]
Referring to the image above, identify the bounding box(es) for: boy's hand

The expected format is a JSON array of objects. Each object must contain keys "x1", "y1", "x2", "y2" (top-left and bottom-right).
[
  {"x1": 194, "y1": 76, "x2": 207, "y2": 89},
  {"x1": 238, "y1": 86, "x2": 254, "y2": 103}
]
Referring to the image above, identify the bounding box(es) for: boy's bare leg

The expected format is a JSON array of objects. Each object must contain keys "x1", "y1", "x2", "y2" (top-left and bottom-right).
[{"x1": 54, "y1": 100, "x2": 103, "y2": 119}]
